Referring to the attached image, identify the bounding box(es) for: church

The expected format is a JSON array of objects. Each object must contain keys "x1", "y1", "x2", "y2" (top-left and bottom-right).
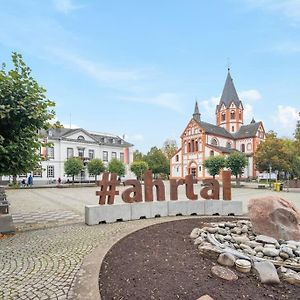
[{"x1": 170, "y1": 71, "x2": 266, "y2": 179}]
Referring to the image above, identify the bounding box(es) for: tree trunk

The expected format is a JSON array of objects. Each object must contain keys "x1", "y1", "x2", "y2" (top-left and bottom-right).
[
  {"x1": 213, "y1": 175, "x2": 215, "y2": 179},
  {"x1": 12, "y1": 175, "x2": 17, "y2": 184},
  {"x1": 72, "y1": 175, "x2": 74, "y2": 184},
  {"x1": 95, "y1": 174, "x2": 97, "y2": 184},
  {"x1": 236, "y1": 175, "x2": 240, "y2": 186}
]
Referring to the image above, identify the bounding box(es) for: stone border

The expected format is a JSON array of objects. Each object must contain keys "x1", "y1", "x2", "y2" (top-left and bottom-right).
[
  {"x1": 73, "y1": 215, "x2": 245, "y2": 300},
  {"x1": 85, "y1": 200, "x2": 243, "y2": 225}
]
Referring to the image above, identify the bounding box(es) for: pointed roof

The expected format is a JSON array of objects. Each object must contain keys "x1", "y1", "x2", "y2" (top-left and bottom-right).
[
  {"x1": 193, "y1": 101, "x2": 201, "y2": 121},
  {"x1": 218, "y1": 71, "x2": 241, "y2": 108}
]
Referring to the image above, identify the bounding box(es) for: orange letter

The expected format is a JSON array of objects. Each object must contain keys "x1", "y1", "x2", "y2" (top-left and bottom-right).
[
  {"x1": 185, "y1": 175, "x2": 198, "y2": 200},
  {"x1": 121, "y1": 179, "x2": 142, "y2": 203},
  {"x1": 222, "y1": 170, "x2": 231, "y2": 200},
  {"x1": 170, "y1": 179, "x2": 185, "y2": 200},
  {"x1": 200, "y1": 179, "x2": 220, "y2": 200},
  {"x1": 144, "y1": 170, "x2": 165, "y2": 201}
]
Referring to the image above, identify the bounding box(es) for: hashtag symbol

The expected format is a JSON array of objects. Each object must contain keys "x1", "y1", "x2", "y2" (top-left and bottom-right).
[{"x1": 96, "y1": 172, "x2": 119, "y2": 205}]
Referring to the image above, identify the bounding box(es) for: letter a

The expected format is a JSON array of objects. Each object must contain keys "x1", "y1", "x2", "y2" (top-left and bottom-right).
[
  {"x1": 121, "y1": 180, "x2": 142, "y2": 203},
  {"x1": 200, "y1": 179, "x2": 220, "y2": 200}
]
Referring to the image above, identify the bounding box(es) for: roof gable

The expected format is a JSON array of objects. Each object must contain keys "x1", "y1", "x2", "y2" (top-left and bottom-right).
[{"x1": 61, "y1": 128, "x2": 98, "y2": 142}]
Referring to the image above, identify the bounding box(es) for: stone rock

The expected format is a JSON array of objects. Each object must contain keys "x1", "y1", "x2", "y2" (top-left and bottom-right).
[
  {"x1": 255, "y1": 235, "x2": 278, "y2": 245},
  {"x1": 280, "y1": 246, "x2": 295, "y2": 257},
  {"x1": 241, "y1": 225, "x2": 248, "y2": 233},
  {"x1": 279, "y1": 251, "x2": 290, "y2": 260},
  {"x1": 198, "y1": 243, "x2": 223, "y2": 260},
  {"x1": 245, "y1": 241, "x2": 261, "y2": 248},
  {"x1": 253, "y1": 261, "x2": 280, "y2": 284},
  {"x1": 244, "y1": 248, "x2": 256, "y2": 256},
  {"x1": 207, "y1": 227, "x2": 218, "y2": 234},
  {"x1": 254, "y1": 245, "x2": 264, "y2": 253},
  {"x1": 232, "y1": 236, "x2": 250, "y2": 244},
  {"x1": 211, "y1": 265, "x2": 238, "y2": 281},
  {"x1": 235, "y1": 259, "x2": 251, "y2": 273},
  {"x1": 217, "y1": 252, "x2": 236, "y2": 267},
  {"x1": 264, "y1": 244, "x2": 276, "y2": 249},
  {"x1": 231, "y1": 227, "x2": 242, "y2": 235},
  {"x1": 263, "y1": 248, "x2": 280, "y2": 257},
  {"x1": 277, "y1": 266, "x2": 300, "y2": 286},
  {"x1": 194, "y1": 237, "x2": 205, "y2": 245},
  {"x1": 256, "y1": 252, "x2": 264, "y2": 258},
  {"x1": 248, "y1": 196, "x2": 300, "y2": 241},
  {"x1": 197, "y1": 295, "x2": 214, "y2": 300},
  {"x1": 294, "y1": 250, "x2": 300, "y2": 257},
  {"x1": 217, "y1": 228, "x2": 228, "y2": 235},
  {"x1": 286, "y1": 243, "x2": 297, "y2": 251},
  {"x1": 190, "y1": 228, "x2": 201, "y2": 239},
  {"x1": 240, "y1": 243, "x2": 251, "y2": 251},
  {"x1": 224, "y1": 222, "x2": 236, "y2": 229}
]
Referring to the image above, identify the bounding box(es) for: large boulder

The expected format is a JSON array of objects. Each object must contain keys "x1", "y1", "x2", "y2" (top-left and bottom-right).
[{"x1": 248, "y1": 196, "x2": 300, "y2": 241}]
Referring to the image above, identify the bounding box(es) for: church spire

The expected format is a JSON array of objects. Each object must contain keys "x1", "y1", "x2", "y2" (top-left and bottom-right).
[
  {"x1": 218, "y1": 70, "x2": 241, "y2": 108},
  {"x1": 193, "y1": 101, "x2": 201, "y2": 122}
]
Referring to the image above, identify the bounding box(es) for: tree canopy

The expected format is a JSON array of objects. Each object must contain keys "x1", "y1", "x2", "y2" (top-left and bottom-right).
[
  {"x1": 64, "y1": 157, "x2": 84, "y2": 183},
  {"x1": 88, "y1": 158, "x2": 105, "y2": 181},
  {"x1": 255, "y1": 132, "x2": 291, "y2": 173},
  {"x1": 226, "y1": 152, "x2": 247, "y2": 185},
  {"x1": 162, "y1": 139, "x2": 178, "y2": 160},
  {"x1": 203, "y1": 155, "x2": 226, "y2": 178},
  {"x1": 145, "y1": 146, "x2": 169, "y2": 177},
  {"x1": 130, "y1": 160, "x2": 149, "y2": 180},
  {"x1": 0, "y1": 52, "x2": 55, "y2": 179},
  {"x1": 108, "y1": 158, "x2": 125, "y2": 177}
]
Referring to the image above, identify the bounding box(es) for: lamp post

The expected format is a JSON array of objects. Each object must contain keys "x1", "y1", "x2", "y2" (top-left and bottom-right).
[{"x1": 269, "y1": 163, "x2": 272, "y2": 189}]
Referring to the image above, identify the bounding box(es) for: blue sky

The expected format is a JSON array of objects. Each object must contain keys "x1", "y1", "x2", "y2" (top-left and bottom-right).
[{"x1": 1, "y1": 0, "x2": 300, "y2": 153}]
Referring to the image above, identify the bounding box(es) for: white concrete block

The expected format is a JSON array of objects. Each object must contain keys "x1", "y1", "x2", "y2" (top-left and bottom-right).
[
  {"x1": 85, "y1": 204, "x2": 131, "y2": 225},
  {"x1": 131, "y1": 202, "x2": 152, "y2": 220},
  {"x1": 150, "y1": 201, "x2": 168, "y2": 218},
  {"x1": 204, "y1": 200, "x2": 223, "y2": 215},
  {"x1": 186, "y1": 200, "x2": 205, "y2": 216},
  {"x1": 168, "y1": 200, "x2": 188, "y2": 216},
  {"x1": 222, "y1": 200, "x2": 243, "y2": 216}
]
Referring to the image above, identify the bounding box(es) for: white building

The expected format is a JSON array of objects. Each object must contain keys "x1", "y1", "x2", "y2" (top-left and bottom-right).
[{"x1": 3, "y1": 128, "x2": 133, "y2": 184}]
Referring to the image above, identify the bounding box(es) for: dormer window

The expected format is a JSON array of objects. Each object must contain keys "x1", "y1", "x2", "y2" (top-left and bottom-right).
[
  {"x1": 230, "y1": 110, "x2": 235, "y2": 119},
  {"x1": 78, "y1": 135, "x2": 85, "y2": 141},
  {"x1": 221, "y1": 113, "x2": 226, "y2": 121}
]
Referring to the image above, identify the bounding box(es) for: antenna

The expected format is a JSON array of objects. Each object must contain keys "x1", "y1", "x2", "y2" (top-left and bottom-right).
[
  {"x1": 227, "y1": 57, "x2": 231, "y2": 71},
  {"x1": 69, "y1": 113, "x2": 72, "y2": 129}
]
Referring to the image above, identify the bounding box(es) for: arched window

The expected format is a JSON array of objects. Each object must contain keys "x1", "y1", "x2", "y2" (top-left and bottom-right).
[
  {"x1": 226, "y1": 142, "x2": 231, "y2": 148},
  {"x1": 188, "y1": 142, "x2": 191, "y2": 153},
  {"x1": 231, "y1": 110, "x2": 235, "y2": 119},
  {"x1": 77, "y1": 135, "x2": 85, "y2": 141},
  {"x1": 231, "y1": 126, "x2": 235, "y2": 132},
  {"x1": 210, "y1": 150, "x2": 214, "y2": 157},
  {"x1": 211, "y1": 138, "x2": 218, "y2": 146},
  {"x1": 241, "y1": 144, "x2": 245, "y2": 152},
  {"x1": 175, "y1": 155, "x2": 179, "y2": 162},
  {"x1": 247, "y1": 143, "x2": 252, "y2": 151},
  {"x1": 195, "y1": 141, "x2": 198, "y2": 152},
  {"x1": 221, "y1": 112, "x2": 226, "y2": 121}
]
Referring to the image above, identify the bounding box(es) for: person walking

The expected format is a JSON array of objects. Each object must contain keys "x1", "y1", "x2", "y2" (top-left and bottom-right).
[{"x1": 27, "y1": 174, "x2": 33, "y2": 187}]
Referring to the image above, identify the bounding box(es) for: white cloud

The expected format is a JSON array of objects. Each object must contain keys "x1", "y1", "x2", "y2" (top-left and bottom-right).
[
  {"x1": 121, "y1": 93, "x2": 183, "y2": 113},
  {"x1": 50, "y1": 49, "x2": 143, "y2": 84},
  {"x1": 53, "y1": 0, "x2": 82, "y2": 14},
  {"x1": 239, "y1": 89, "x2": 262, "y2": 102},
  {"x1": 243, "y1": 103, "x2": 254, "y2": 122},
  {"x1": 273, "y1": 105, "x2": 299, "y2": 128},
  {"x1": 244, "y1": 0, "x2": 300, "y2": 23}
]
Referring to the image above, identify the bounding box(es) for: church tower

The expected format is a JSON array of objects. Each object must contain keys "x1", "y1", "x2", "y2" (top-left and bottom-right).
[{"x1": 216, "y1": 70, "x2": 244, "y2": 133}]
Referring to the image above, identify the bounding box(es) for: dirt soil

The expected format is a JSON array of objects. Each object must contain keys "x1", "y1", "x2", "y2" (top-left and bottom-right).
[{"x1": 99, "y1": 217, "x2": 300, "y2": 300}]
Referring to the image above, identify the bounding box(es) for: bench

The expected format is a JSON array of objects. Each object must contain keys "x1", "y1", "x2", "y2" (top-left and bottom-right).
[{"x1": 258, "y1": 184, "x2": 266, "y2": 189}]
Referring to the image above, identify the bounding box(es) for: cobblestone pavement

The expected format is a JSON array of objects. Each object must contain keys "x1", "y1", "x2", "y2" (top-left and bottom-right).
[
  {"x1": 12, "y1": 211, "x2": 81, "y2": 226},
  {"x1": 0, "y1": 217, "x2": 185, "y2": 300}
]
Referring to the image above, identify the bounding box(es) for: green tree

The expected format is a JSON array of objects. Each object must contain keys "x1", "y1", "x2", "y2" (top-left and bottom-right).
[
  {"x1": 255, "y1": 132, "x2": 291, "y2": 173},
  {"x1": 0, "y1": 52, "x2": 55, "y2": 182},
  {"x1": 226, "y1": 152, "x2": 247, "y2": 185},
  {"x1": 88, "y1": 158, "x2": 105, "y2": 181},
  {"x1": 52, "y1": 120, "x2": 64, "y2": 128},
  {"x1": 133, "y1": 149, "x2": 145, "y2": 161},
  {"x1": 108, "y1": 158, "x2": 125, "y2": 177},
  {"x1": 162, "y1": 139, "x2": 178, "y2": 160},
  {"x1": 64, "y1": 157, "x2": 84, "y2": 183},
  {"x1": 294, "y1": 112, "x2": 300, "y2": 154},
  {"x1": 203, "y1": 155, "x2": 226, "y2": 178},
  {"x1": 130, "y1": 160, "x2": 149, "y2": 180},
  {"x1": 145, "y1": 146, "x2": 169, "y2": 177}
]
